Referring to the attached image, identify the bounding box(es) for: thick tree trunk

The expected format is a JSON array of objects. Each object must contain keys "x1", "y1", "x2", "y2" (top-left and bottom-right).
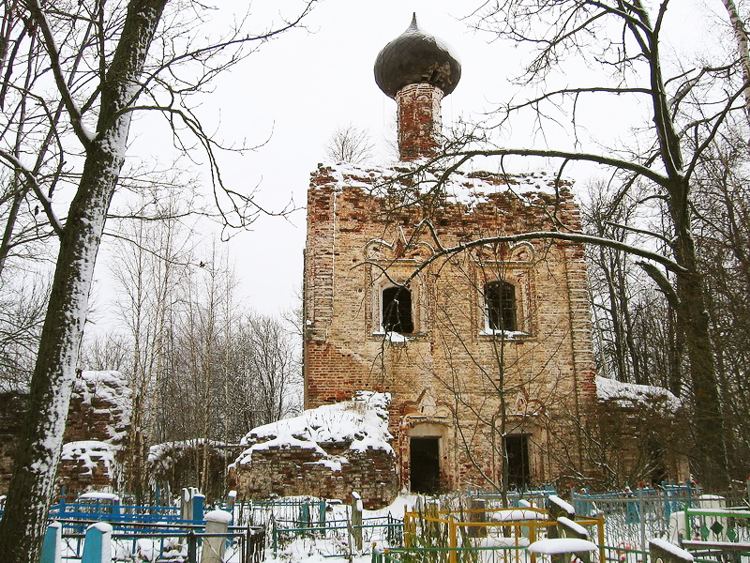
[
  {"x1": 669, "y1": 185, "x2": 729, "y2": 489},
  {"x1": 0, "y1": 2, "x2": 166, "y2": 559}
]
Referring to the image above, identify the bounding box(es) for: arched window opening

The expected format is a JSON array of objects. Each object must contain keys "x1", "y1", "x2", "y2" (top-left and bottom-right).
[
  {"x1": 485, "y1": 280, "x2": 517, "y2": 331},
  {"x1": 382, "y1": 286, "x2": 414, "y2": 334}
]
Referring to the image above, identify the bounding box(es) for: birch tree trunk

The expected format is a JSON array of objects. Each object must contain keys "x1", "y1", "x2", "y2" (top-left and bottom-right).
[
  {"x1": 720, "y1": 0, "x2": 750, "y2": 126},
  {"x1": 0, "y1": 1, "x2": 167, "y2": 559}
]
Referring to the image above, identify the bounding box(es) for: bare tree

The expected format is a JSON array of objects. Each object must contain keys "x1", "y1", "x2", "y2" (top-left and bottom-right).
[
  {"x1": 0, "y1": 273, "x2": 48, "y2": 391},
  {"x1": 0, "y1": 0, "x2": 314, "y2": 558},
  {"x1": 326, "y1": 124, "x2": 374, "y2": 164},
  {"x1": 110, "y1": 194, "x2": 193, "y2": 501},
  {"x1": 80, "y1": 333, "x2": 130, "y2": 373},
  {"x1": 397, "y1": 0, "x2": 750, "y2": 488}
]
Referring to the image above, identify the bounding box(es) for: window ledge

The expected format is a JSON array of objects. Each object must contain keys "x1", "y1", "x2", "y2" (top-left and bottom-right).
[
  {"x1": 479, "y1": 329, "x2": 530, "y2": 340},
  {"x1": 372, "y1": 331, "x2": 413, "y2": 344}
]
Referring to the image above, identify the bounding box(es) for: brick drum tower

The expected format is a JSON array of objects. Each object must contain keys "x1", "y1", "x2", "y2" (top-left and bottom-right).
[{"x1": 303, "y1": 14, "x2": 597, "y2": 493}]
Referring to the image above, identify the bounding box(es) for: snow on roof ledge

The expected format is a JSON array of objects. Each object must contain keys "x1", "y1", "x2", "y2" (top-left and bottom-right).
[
  {"x1": 595, "y1": 376, "x2": 681, "y2": 412},
  {"x1": 315, "y1": 161, "x2": 570, "y2": 209}
]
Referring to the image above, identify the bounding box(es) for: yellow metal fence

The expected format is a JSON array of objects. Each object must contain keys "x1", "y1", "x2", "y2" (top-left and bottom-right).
[{"x1": 399, "y1": 507, "x2": 606, "y2": 563}]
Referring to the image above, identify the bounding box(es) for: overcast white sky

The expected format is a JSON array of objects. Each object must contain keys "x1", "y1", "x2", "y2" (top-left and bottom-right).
[{"x1": 90, "y1": 0, "x2": 727, "y2": 327}]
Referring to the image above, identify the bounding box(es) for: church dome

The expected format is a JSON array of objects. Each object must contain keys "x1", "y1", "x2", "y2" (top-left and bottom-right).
[{"x1": 374, "y1": 13, "x2": 461, "y2": 99}]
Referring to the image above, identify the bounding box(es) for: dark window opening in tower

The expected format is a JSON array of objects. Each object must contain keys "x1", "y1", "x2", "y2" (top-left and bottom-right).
[
  {"x1": 382, "y1": 286, "x2": 414, "y2": 333},
  {"x1": 503, "y1": 434, "x2": 530, "y2": 489},
  {"x1": 410, "y1": 437, "x2": 440, "y2": 493},
  {"x1": 485, "y1": 280, "x2": 517, "y2": 331}
]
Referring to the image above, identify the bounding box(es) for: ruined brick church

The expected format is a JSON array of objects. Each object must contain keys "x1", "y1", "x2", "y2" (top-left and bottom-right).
[
  {"x1": 231, "y1": 14, "x2": 686, "y2": 506},
  {"x1": 302, "y1": 15, "x2": 597, "y2": 495}
]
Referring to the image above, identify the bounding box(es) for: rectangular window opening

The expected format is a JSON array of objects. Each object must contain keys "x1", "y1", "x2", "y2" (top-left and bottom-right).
[
  {"x1": 382, "y1": 286, "x2": 414, "y2": 333},
  {"x1": 485, "y1": 281, "x2": 517, "y2": 332}
]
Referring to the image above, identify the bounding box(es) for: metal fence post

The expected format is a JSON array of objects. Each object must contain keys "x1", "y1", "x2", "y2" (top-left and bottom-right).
[
  {"x1": 318, "y1": 499, "x2": 327, "y2": 526},
  {"x1": 299, "y1": 502, "x2": 310, "y2": 528},
  {"x1": 448, "y1": 516, "x2": 457, "y2": 563},
  {"x1": 187, "y1": 530, "x2": 198, "y2": 563},
  {"x1": 597, "y1": 512, "x2": 606, "y2": 563},
  {"x1": 638, "y1": 487, "x2": 646, "y2": 555},
  {"x1": 192, "y1": 493, "x2": 205, "y2": 525},
  {"x1": 81, "y1": 523, "x2": 112, "y2": 563},
  {"x1": 351, "y1": 492, "x2": 363, "y2": 553},
  {"x1": 40, "y1": 521, "x2": 62, "y2": 563},
  {"x1": 272, "y1": 518, "x2": 278, "y2": 556}
]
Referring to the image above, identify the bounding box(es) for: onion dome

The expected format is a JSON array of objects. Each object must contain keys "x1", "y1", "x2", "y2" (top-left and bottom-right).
[{"x1": 374, "y1": 13, "x2": 461, "y2": 99}]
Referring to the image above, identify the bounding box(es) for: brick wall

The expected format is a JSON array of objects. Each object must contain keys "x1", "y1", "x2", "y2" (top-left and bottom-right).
[
  {"x1": 229, "y1": 443, "x2": 397, "y2": 509},
  {"x1": 304, "y1": 162, "x2": 598, "y2": 491}
]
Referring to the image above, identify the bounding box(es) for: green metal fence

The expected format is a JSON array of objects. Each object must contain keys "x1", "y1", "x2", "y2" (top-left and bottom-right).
[{"x1": 572, "y1": 485, "x2": 750, "y2": 551}]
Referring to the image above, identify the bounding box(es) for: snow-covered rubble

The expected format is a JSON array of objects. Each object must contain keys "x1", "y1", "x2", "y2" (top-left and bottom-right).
[
  {"x1": 235, "y1": 391, "x2": 393, "y2": 467},
  {"x1": 230, "y1": 392, "x2": 398, "y2": 507}
]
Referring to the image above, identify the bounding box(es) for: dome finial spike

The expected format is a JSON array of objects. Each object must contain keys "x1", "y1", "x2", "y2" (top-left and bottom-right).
[{"x1": 409, "y1": 12, "x2": 418, "y2": 30}]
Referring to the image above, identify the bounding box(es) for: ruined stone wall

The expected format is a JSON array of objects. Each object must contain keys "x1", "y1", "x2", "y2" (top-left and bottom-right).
[
  {"x1": 0, "y1": 371, "x2": 131, "y2": 497},
  {"x1": 230, "y1": 392, "x2": 398, "y2": 508},
  {"x1": 229, "y1": 444, "x2": 397, "y2": 509},
  {"x1": 148, "y1": 440, "x2": 242, "y2": 502},
  {"x1": 304, "y1": 163, "x2": 597, "y2": 491},
  {"x1": 65, "y1": 371, "x2": 131, "y2": 449},
  {"x1": 587, "y1": 398, "x2": 689, "y2": 488}
]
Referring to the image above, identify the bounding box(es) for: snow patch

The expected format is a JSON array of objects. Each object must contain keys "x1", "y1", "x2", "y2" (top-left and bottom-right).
[
  {"x1": 478, "y1": 536, "x2": 531, "y2": 547},
  {"x1": 205, "y1": 509, "x2": 233, "y2": 524},
  {"x1": 548, "y1": 495, "x2": 575, "y2": 516},
  {"x1": 558, "y1": 516, "x2": 589, "y2": 537},
  {"x1": 650, "y1": 538, "x2": 694, "y2": 560},
  {"x1": 77, "y1": 491, "x2": 120, "y2": 502},
  {"x1": 385, "y1": 331, "x2": 408, "y2": 344},
  {"x1": 596, "y1": 376, "x2": 681, "y2": 411},
  {"x1": 489, "y1": 509, "x2": 548, "y2": 522},
  {"x1": 60, "y1": 441, "x2": 115, "y2": 477},
  {"x1": 479, "y1": 329, "x2": 528, "y2": 339},
  {"x1": 529, "y1": 538, "x2": 598, "y2": 555}
]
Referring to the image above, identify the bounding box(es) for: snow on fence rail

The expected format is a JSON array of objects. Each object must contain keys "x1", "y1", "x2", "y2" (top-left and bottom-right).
[
  {"x1": 56, "y1": 525, "x2": 264, "y2": 562},
  {"x1": 468, "y1": 487, "x2": 558, "y2": 509},
  {"x1": 572, "y1": 484, "x2": 750, "y2": 552},
  {"x1": 232, "y1": 496, "x2": 327, "y2": 527}
]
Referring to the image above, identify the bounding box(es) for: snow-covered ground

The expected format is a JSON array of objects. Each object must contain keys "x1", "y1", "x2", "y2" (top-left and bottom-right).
[{"x1": 264, "y1": 493, "x2": 417, "y2": 562}]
